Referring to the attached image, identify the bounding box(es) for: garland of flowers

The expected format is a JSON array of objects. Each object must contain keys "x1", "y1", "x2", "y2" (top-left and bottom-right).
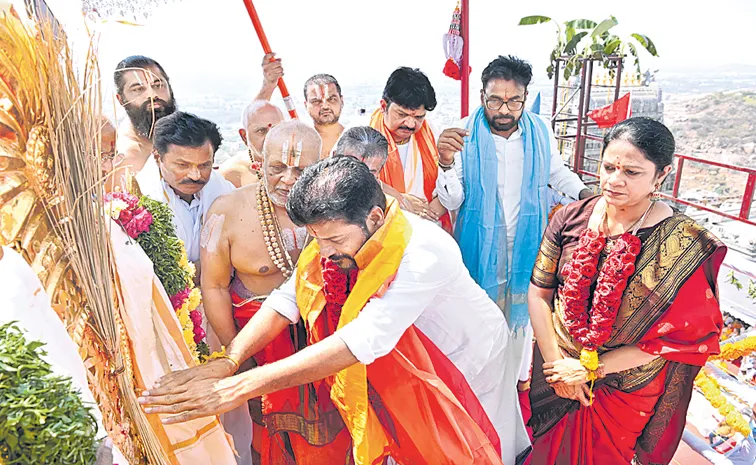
[
  {"x1": 103, "y1": 192, "x2": 209, "y2": 362},
  {"x1": 559, "y1": 228, "x2": 641, "y2": 380},
  {"x1": 694, "y1": 370, "x2": 751, "y2": 437},
  {"x1": 321, "y1": 257, "x2": 358, "y2": 333},
  {"x1": 713, "y1": 336, "x2": 756, "y2": 361}
]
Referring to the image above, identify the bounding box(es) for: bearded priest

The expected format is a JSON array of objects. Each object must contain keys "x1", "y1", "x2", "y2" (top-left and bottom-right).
[{"x1": 139, "y1": 156, "x2": 529, "y2": 465}]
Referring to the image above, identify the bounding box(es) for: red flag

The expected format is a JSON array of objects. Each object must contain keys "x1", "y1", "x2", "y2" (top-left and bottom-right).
[{"x1": 588, "y1": 93, "x2": 632, "y2": 129}]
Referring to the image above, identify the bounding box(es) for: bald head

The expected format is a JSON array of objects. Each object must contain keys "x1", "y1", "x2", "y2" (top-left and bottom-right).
[
  {"x1": 262, "y1": 120, "x2": 322, "y2": 207},
  {"x1": 239, "y1": 100, "x2": 285, "y2": 161}
]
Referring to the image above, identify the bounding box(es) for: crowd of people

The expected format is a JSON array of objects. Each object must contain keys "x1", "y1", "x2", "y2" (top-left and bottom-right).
[{"x1": 7, "y1": 42, "x2": 729, "y2": 464}]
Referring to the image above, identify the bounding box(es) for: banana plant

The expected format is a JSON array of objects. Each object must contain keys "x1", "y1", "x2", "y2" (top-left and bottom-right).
[{"x1": 518, "y1": 15, "x2": 659, "y2": 80}]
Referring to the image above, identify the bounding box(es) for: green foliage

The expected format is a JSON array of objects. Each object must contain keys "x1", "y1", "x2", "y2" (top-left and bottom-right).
[
  {"x1": 518, "y1": 14, "x2": 659, "y2": 80},
  {"x1": 136, "y1": 196, "x2": 192, "y2": 296},
  {"x1": 728, "y1": 270, "x2": 744, "y2": 290},
  {"x1": 0, "y1": 323, "x2": 98, "y2": 464}
]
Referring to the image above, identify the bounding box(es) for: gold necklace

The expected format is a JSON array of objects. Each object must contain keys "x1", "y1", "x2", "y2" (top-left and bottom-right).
[
  {"x1": 602, "y1": 201, "x2": 655, "y2": 253},
  {"x1": 256, "y1": 183, "x2": 294, "y2": 278}
]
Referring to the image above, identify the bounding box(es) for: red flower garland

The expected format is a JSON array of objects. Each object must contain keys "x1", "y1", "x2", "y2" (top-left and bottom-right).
[
  {"x1": 321, "y1": 258, "x2": 358, "y2": 332},
  {"x1": 560, "y1": 228, "x2": 642, "y2": 351}
]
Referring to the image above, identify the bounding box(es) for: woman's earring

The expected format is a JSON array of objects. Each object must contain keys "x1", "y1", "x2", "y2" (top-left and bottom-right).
[{"x1": 651, "y1": 184, "x2": 662, "y2": 201}]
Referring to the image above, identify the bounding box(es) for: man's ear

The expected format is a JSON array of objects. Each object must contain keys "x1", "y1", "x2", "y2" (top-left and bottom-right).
[
  {"x1": 380, "y1": 99, "x2": 388, "y2": 113},
  {"x1": 239, "y1": 128, "x2": 248, "y2": 145},
  {"x1": 116, "y1": 93, "x2": 125, "y2": 107}
]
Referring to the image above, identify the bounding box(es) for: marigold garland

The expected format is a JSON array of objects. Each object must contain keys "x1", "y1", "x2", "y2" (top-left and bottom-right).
[
  {"x1": 694, "y1": 371, "x2": 751, "y2": 437},
  {"x1": 713, "y1": 336, "x2": 756, "y2": 362},
  {"x1": 104, "y1": 192, "x2": 209, "y2": 362}
]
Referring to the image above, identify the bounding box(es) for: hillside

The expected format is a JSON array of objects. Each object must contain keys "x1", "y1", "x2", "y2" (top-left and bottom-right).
[{"x1": 665, "y1": 90, "x2": 756, "y2": 198}]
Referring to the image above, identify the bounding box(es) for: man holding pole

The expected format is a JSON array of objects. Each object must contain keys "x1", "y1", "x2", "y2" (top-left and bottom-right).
[{"x1": 256, "y1": 53, "x2": 345, "y2": 158}]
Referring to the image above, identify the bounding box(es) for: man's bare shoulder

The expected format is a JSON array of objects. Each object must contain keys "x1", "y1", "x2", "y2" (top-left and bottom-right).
[
  {"x1": 217, "y1": 154, "x2": 253, "y2": 187},
  {"x1": 208, "y1": 181, "x2": 260, "y2": 215}
]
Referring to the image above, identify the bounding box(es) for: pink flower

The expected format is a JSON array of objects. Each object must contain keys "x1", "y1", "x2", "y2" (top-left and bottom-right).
[
  {"x1": 122, "y1": 207, "x2": 153, "y2": 238},
  {"x1": 193, "y1": 326, "x2": 206, "y2": 343},
  {"x1": 104, "y1": 191, "x2": 139, "y2": 209},
  {"x1": 189, "y1": 309, "x2": 203, "y2": 326},
  {"x1": 170, "y1": 288, "x2": 191, "y2": 310}
]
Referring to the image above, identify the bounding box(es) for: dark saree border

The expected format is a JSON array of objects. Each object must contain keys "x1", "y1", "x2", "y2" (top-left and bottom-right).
[{"x1": 530, "y1": 214, "x2": 723, "y2": 461}]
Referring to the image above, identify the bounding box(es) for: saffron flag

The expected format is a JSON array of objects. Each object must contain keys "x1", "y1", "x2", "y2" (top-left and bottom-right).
[{"x1": 587, "y1": 92, "x2": 632, "y2": 129}]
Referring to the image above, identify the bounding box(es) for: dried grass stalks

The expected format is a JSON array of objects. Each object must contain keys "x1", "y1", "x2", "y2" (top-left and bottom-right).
[{"x1": 0, "y1": 11, "x2": 170, "y2": 465}]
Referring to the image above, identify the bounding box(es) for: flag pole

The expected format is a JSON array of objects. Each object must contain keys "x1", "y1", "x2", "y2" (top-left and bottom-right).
[
  {"x1": 241, "y1": 0, "x2": 298, "y2": 119},
  {"x1": 460, "y1": 0, "x2": 470, "y2": 118}
]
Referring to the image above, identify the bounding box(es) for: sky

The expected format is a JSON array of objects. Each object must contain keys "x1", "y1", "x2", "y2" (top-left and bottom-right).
[{"x1": 29, "y1": 0, "x2": 756, "y2": 97}]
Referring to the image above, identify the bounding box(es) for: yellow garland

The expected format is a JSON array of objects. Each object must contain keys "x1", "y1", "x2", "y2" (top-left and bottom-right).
[
  {"x1": 694, "y1": 371, "x2": 751, "y2": 437},
  {"x1": 579, "y1": 348, "x2": 600, "y2": 404},
  {"x1": 175, "y1": 241, "x2": 203, "y2": 362},
  {"x1": 714, "y1": 336, "x2": 756, "y2": 362}
]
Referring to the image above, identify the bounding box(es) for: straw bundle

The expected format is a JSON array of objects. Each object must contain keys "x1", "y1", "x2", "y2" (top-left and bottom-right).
[{"x1": 0, "y1": 9, "x2": 170, "y2": 465}]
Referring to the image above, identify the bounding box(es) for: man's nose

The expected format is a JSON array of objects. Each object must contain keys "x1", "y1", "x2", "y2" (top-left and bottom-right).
[{"x1": 187, "y1": 166, "x2": 202, "y2": 180}]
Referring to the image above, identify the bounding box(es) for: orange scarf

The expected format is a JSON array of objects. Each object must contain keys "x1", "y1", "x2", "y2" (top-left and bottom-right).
[
  {"x1": 369, "y1": 109, "x2": 452, "y2": 233},
  {"x1": 295, "y1": 199, "x2": 502, "y2": 465}
]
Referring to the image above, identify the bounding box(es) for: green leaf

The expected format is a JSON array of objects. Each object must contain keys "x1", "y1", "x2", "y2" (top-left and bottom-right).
[
  {"x1": 630, "y1": 33, "x2": 659, "y2": 57},
  {"x1": 519, "y1": 15, "x2": 552, "y2": 26},
  {"x1": 591, "y1": 17, "x2": 619, "y2": 38},
  {"x1": 627, "y1": 42, "x2": 642, "y2": 74},
  {"x1": 603, "y1": 36, "x2": 622, "y2": 56},
  {"x1": 564, "y1": 31, "x2": 588, "y2": 55},
  {"x1": 565, "y1": 19, "x2": 597, "y2": 30}
]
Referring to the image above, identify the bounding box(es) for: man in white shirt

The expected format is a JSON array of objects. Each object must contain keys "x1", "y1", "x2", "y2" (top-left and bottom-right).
[
  {"x1": 135, "y1": 111, "x2": 252, "y2": 465},
  {"x1": 138, "y1": 111, "x2": 235, "y2": 268},
  {"x1": 369, "y1": 67, "x2": 463, "y2": 231},
  {"x1": 438, "y1": 55, "x2": 591, "y2": 391},
  {"x1": 139, "y1": 157, "x2": 529, "y2": 464}
]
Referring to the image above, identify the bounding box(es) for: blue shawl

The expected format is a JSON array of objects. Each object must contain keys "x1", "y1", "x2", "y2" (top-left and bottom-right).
[{"x1": 455, "y1": 106, "x2": 551, "y2": 329}]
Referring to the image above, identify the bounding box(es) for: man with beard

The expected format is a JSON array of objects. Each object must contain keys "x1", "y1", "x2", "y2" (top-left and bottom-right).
[
  {"x1": 199, "y1": 121, "x2": 352, "y2": 463},
  {"x1": 256, "y1": 53, "x2": 344, "y2": 158},
  {"x1": 438, "y1": 55, "x2": 591, "y2": 395},
  {"x1": 369, "y1": 67, "x2": 462, "y2": 232},
  {"x1": 139, "y1": 156, "x2": 528, "y2": 464},
  {"x1": 218, "y1": 100, "x2": 285, "y2": 187},
  {"x1": 114, "y1": 55, "x2": 177, "y2": 173}
]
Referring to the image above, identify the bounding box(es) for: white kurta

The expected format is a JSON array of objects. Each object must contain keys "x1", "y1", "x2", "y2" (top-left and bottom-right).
[
  {"x1": 449, "y1": 115, "x2": 588, "y2": 381},
  {"x1": 392, "y1": 121, "x2": 464, "y2": 212},
  {"x1": 266, "y1": 213, "x2": 530, "y2": 463},
  {"x1": 137, "y1": 156, "x2": 235, "y2": 262}
]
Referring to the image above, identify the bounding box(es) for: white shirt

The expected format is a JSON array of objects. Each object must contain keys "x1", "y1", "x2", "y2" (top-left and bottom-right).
[
  {"x1": 265, "y1": 213, "x2": 529, "y2": 462},
  {"x1": 451, "y1": 116, "x2": 587, "y2": 258},
  {"x1": 137, "y1": 157, "x2": 235, "y2": 262}
]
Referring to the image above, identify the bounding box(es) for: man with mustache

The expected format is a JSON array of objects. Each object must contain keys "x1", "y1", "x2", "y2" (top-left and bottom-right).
[
  {"x1": 200, "y1": 121, "x2": 352, "y2": 463},
  {"x1": 139, "y1": 156, "x2": 528, "y2": 464},
  {"x1": 114, "y1": 55, "x2": 177, "y2": 174},
  {"x1": 439, "y1": 55, "x2": 591, "y2": 395},
  {"x1": 369, "y1": 67, "x2": 462, "y2": 231},
  {"x1": 218, "y1": 100, "x2": 285, "y2": 187},
  {"x1": 138, "y1": 111, "x2": 252, "y2": 464},
  {"x1": 256, "y1": 53, "x2": 344, "y2": 158}
]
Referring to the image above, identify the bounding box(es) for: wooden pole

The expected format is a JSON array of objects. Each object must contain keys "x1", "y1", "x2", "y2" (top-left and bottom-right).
[
  {"x1": 460, "y1": 0, "x2": 470, "y2": 118},
  {"x1": 241, "y1": 0, "x2": 298, "y2": 119}
]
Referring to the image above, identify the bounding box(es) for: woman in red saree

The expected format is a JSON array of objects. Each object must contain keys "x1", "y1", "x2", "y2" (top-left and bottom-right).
[{"x1": 528, "y1": 117, "x2": 726, "y2": 465}]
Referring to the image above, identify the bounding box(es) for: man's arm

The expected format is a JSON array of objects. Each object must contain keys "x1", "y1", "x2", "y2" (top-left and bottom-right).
[
  {"x1": 254, "y1": 53, "x2": 283, "y2": 102},
  {"x1": 200, "y1": 210, "x2": 237, "y2": 347},
  {"x1": 545, "y1": 122, "x2": 591, "y2": 200}
]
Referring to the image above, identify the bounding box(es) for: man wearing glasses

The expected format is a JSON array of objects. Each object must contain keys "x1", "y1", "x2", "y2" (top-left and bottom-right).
[{"x1": 438, "y1": 55, "x2": 590, "y2": 402}]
